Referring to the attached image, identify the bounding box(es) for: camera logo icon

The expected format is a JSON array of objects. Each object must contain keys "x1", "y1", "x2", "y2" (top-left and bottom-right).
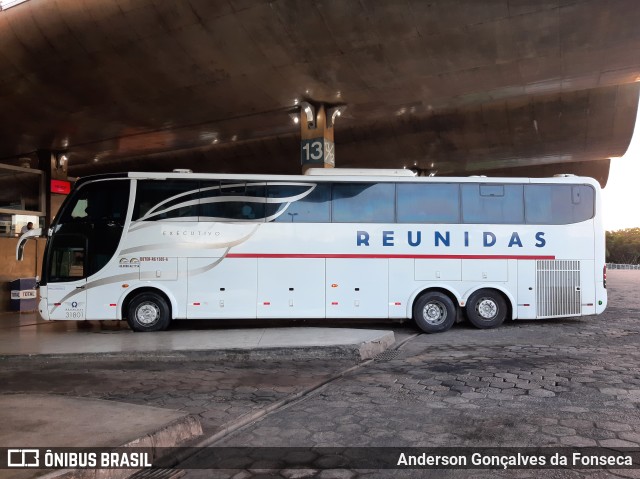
[{"x1": 7, "y1": 449, "x2": 39, "y2": 467}]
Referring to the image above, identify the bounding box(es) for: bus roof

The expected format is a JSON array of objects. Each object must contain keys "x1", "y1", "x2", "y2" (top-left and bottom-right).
[{"x1": 75, "y1": 170, "x2": 601, "y2": 188}]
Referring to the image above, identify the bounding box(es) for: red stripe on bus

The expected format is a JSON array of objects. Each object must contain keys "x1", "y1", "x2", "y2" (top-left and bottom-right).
[{"x1": 226, "y1": 253, "x2": 556, "y2": 260}]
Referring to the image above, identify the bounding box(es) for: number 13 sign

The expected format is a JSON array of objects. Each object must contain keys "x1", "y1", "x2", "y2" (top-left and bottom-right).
[{"x1": 301, "y1": 138, "x2": 335, "y2": 167}]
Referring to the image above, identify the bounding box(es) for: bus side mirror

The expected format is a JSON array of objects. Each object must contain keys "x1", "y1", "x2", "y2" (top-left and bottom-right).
[{"x1": 16, "y1": 228, "x2": 43, "y2": 261}]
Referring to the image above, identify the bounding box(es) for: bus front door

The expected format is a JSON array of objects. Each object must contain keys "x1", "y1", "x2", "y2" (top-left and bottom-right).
[
  {"x1": 47, "y1": 282, "x2": 87, "y2": 320},
  {"x1": 45, "y1": 234, "x2": 88, "y2": 320}
]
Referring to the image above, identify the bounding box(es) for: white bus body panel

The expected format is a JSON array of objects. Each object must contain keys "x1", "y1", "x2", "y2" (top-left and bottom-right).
[
  {"x1": 87, "y1": 281, "x2": 121, "y2": 320},
  {"x1": 326, "y1": 258, "x2": 388, "y2": 318},
  {"x1": 462, "y1": 260, "x2": 508, "y2": 282},
  {"x1": 258, "y1": 258, "x2": 325, "y2": 318},
  {"x1": 517, "y1": 261, "x2": 537, "y2": 319},
  {"x1": 187, "y1": 258, "x2": 257, "y2": 319},
  {"x1": 580, "y1": 260, "x2": 596, "y2": 316},
  {"x1": 415, "y1": 259, "x2": 461, "y2": 281},
  {"x1": 45, "y1": 282, "x2": 87, "y2": 320}
]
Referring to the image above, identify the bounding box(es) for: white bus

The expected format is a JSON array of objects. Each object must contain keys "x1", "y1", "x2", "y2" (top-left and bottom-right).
[{"x1": 18, "y1": 169, "x2": 607, "y2": 333}]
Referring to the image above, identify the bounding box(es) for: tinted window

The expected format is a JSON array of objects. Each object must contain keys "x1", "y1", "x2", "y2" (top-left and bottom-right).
[
  {"x1": 199, "y1": 181, "x2": 266, "y2": 221},
  {"x1": 61, "y1": 180, "x2": 130, "y2": 225},
  {"x1": 525, "y1": 184, "x2": 594, "y2": 224},
  {"x1": 268, "y1": 183, "x2": 330, "y2": 222},
  {"x1": 462, "y1": 184, "x2": 524, "y2": 224},
  {"x1": 397, "y1": 183, "x2": 460, "y2": 223},
  {"x1": 332, "y1": 183, "x2": 395, "y2": 223},
  {"x1": 49, "y1": 235, "x2": 86, "y2": 282},
  {"x1": 133, "y1": 180, "x2": 199, "y2": 221}
]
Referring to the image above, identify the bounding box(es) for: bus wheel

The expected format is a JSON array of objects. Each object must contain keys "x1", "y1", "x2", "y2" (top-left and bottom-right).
[
  {"x1": 466, "y1": 289, "x2": 507, "y2": 329},
  {"x1": 127, "y1": 293, "x2": 171, "y2": 332},
  {"x1": 413, "y1": 292, "x2": 456, "y2": 334}
]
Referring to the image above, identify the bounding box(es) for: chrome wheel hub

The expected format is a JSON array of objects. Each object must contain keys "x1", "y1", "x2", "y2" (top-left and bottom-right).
[
  {"x1": 423, "y1": 301, "x2": 446, "y2": 325},
  {"x1": 477, "y1": 299, "x2": 498, "y2": 319},
  {"x1": 136, "y1": 302, "x2": 160, "y2": 325}
]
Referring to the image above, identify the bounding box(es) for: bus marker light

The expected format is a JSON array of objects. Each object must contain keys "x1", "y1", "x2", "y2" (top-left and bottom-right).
[
  {"x1": 331, "y1": 284, "x2": 338, "y2": 288},
  {"x1": 122, "y1": 284, "x2": 129, "y2": 288},
  {"x1": 331, "y1": 302, "x2": 338, "y2": 305},
  {"x1": 523, "y1": 304, "x2": 530, "y2": 307},
  {"x1": 263, "y1": 302, "x2": 270, "y2": 306},
  {"x1": 109, "y1": 304, "x2": 116, "y2": 307},
  {"x1": 394, "y1": 302, "x2": 401, "y2": 306},
  {"x1": 54, "y1": 303, "x2": 61, "y2": 306},
  {"x1": 193, "y1": 302, "x2": 200, "y2": 306}
]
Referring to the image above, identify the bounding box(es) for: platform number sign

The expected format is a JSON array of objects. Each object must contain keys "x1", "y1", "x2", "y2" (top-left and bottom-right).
[{"x1": 301, "y1": 138, "x2": 335, "y2": 166}]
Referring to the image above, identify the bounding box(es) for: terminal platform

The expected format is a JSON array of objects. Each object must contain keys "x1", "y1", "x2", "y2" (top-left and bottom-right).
[
  {"x1": 0, "y1": 313, "x2": 395, "y2": 360},
  {"x1": 0, "y1": 312, "x2": 397, "y2": 478}
]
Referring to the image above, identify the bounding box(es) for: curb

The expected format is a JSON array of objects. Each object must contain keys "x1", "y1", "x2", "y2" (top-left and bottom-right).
[
  {"x1": 0, "y1": 332, "x2": 395, "y2": 362},
  {"x1": 36, "y1": 416, "x2": 203, "y2": 479}
]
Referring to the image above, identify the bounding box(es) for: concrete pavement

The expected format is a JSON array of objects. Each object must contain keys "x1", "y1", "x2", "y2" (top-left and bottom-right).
[
  {"x1": 1, "y1": 395, "x2": 202, "y2": 479},
  {"x1": 1, "y1": 270, "x2": 639, "y2": 478},
  {"x1": 177, "y1": 270, "x2": 640, "y2": 478},
  {"x1": 0, "y1": 308, "x2": 397, "y2": 478},
  {"x1": 0, "y1": 313, "x2": 395, "y2": 360}
]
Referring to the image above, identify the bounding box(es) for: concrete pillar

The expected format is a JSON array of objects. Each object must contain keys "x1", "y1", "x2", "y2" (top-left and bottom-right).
[
  {"x1": 299, "y1": 102, "x2": 339, "y2": 174},
  {"x1": 37, "y1": 149, "x2": 69, "y2": 229}
]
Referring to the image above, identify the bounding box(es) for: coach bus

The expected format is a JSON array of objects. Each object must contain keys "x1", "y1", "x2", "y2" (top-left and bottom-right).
[{"x1": 17, "y1": 169, "x2": 607, "y2": 333}]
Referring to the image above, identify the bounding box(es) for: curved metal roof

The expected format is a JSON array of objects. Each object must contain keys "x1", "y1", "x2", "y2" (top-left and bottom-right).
[{"x1": 0, "y1": 0, "x2": 638, "y2": 187}]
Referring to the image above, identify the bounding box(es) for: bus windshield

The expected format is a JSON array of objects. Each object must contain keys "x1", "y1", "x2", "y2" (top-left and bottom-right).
[{"x1": 43, "y1": 179, "x2": 130, "y2": 285}]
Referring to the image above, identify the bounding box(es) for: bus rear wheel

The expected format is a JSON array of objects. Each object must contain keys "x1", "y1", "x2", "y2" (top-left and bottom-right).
[
  {"x1": 127, "y1": 292, "x2": 171, "y2": 332},
  {"x1": 413, "y1": 292, "x2": 456, "y2": 334},
  {"x1": 466, "y1": 289, "x2": 507, "y2": 329}
]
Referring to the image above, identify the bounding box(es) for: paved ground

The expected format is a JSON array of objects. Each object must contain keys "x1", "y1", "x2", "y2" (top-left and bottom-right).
[
  {"x1": 1, "y1": 270, "x2": 639, "y2": 478},
  {"x1": 0, "y1": 321, "x2": 394, "y2": 359}
]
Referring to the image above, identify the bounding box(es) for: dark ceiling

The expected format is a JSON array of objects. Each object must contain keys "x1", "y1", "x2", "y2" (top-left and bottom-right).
[{"x1": 1, "y1": 0, "x2": 639, "y2": 186}]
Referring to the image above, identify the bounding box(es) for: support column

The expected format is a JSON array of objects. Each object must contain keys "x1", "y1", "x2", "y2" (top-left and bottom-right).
[
  {"x1": 37, "y1": 149, "x2": 68, "y2": 230},
  {"x1": 299, "y1": 102, "x2": 344, "y2": 174}
]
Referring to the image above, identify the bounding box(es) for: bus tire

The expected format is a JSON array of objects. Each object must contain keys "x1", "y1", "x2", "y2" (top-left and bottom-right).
[
  {"x1": 466, "y1": 289, "x2": 507, "y2": 329},
  {"x1": 127, "y1": 292, "x2": 171, "y2": 332},
  {"x1": 413, "y1": 292, "x2": 456, "y2": 334}
]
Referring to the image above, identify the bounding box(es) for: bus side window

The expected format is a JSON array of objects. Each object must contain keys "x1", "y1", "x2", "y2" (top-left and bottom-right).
[
  {"x1": 397, "y1": 183, "x2": 460, "y2": 223},
  {"x1": 525, "y1": 184, "x2": 594, "y2": 224},
  {"x1": 462, "y1": 184, "x2": 524, "y2": 224},
  {"x1": 69, "y1": 251, "x2": 85, "y2": 277},
  {"x1": 49, "y1": 235, "x2": 86, "y2": 282},
  {"x1": 133, "y1": 180, "x2": 200, "y2": 221},
  {"x1": 332, "y1": 183, "x2": 394, "y2": 223},
  {"x1": 200, "y1": 182, "x2": 266, "y2": 222},
  {"x1": 268, "y1": 183, "x2": 330, "y2": 222}
]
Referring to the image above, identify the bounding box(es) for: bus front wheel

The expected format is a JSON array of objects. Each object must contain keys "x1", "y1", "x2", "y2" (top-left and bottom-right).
[
  {"x1": 413, "y1": 292, "x2": 456, "y2": 334},
  {"x1": 466, "y1": 289, "x2": 507, "y2": 329},
  {"x1": 127, "y1": 292, "x2": 171, "y2": 332}
]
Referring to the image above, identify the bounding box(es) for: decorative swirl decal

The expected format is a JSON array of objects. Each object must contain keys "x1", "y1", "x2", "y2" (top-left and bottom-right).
[
  {"x1": 120, "y1": 224, "x2": 260, "y2": 256},
  {"x1": 129, "y1": 182, "x2": 317, "y2": 231}
]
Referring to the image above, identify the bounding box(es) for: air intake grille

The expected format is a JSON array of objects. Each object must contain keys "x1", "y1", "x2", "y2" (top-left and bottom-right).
[{"x1": 536, "y1": 260, "x2": 581, "y2": 318}]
